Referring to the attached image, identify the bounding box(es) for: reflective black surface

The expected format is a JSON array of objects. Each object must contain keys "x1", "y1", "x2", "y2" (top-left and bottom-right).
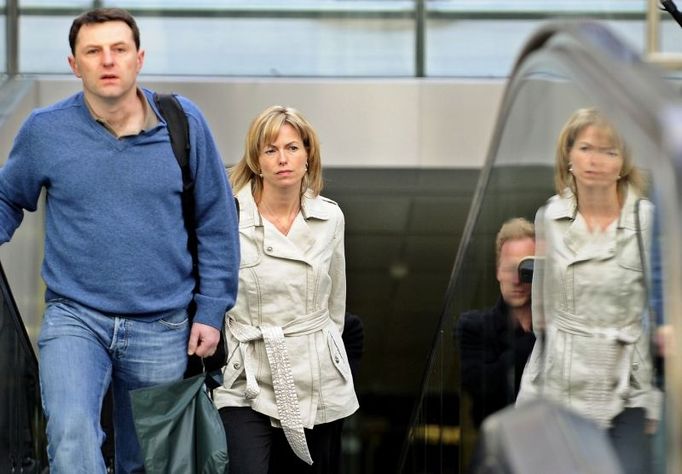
[{"x1": 0, "y1": 261, "x2": 47, "y2": 472}]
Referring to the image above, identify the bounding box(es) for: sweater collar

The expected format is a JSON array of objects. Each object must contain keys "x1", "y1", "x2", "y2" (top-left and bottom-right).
[{"x1": 82, "y1": 88, "x2": 158, "y2": 138}]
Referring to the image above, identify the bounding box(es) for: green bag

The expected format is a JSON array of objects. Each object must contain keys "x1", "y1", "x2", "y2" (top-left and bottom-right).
[{"x1": 130, "y1": 373, "x2": 228, "y2": 474}]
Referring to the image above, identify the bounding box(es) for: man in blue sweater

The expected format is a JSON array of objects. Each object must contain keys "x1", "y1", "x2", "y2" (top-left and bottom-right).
[{"x1": 0, "y1": 8, "x2": 239, "y2": 473}]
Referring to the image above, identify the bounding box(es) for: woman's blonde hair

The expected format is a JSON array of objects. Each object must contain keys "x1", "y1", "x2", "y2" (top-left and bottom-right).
[
  {"x1": 229, "y1": 105, "x2": 323, "y2": 201},
  {"x1": 554, "y1": 107, "x2": 646, "y2": 202}
]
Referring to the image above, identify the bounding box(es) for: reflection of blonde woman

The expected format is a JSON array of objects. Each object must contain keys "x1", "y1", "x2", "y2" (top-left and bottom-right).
[
  {"x1": 212, "y1": 106, "x2": 358, "y2": 474},
  {"x1": 517, "y1": 108, "x2": 660, "y2": 472}
]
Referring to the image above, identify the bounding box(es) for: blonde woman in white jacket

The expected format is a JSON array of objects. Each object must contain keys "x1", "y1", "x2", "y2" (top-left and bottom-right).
[
  {"x1": 213, "y1": 105, "x2": 359, "y2": 474},
  {"x1": 517, "y1": 108, "x2": 660, "y2": 473}
]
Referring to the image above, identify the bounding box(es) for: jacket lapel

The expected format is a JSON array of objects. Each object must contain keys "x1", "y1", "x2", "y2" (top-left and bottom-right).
[
  {"x1": 262, "y1": 217, "x2": 315, "y2": 265},
  {"x1": 549, "y1": 189, "x2": 621, "y2": 265},
  {"x1": 260, "y1": 192, "x2": 330, "y2": 265}
]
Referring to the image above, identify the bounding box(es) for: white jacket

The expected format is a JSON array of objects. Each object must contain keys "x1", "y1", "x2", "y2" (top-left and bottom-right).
[
  {"x1": 516, "y1": 187, "x2": 661, "y2": 427},
  {"x1": 213, "y1": 184, "x2": 359, "y2": 433}
]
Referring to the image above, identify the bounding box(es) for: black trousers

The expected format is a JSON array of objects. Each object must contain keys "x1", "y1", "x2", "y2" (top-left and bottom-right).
[
  {"x1": 219, "y1": 406, "x2": 343, "y2": 474},
  {"x1": 608, "y1": 407, "x2": 653, "y2": 474}
]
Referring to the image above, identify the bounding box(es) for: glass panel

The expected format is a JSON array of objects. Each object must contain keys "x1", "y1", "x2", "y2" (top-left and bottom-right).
[
  {"x1": 136, "y1": 16, "x2": 414, "y2": 77},
  {"x1": 122, "y1": 0, "x2": 415, "y2": 77},
  {"x1": 403, "y1": 23, "x2": 678, "y2": 473},
  {"x1": 425, "y1": 19, "x2": 646, "y2": 78},
  {"x1": 21, "y1": 0, "x2": 91, "y2": 5},
  {"x1": 426, "y1": 19, "x2": 543, "y2": 78},
  {"x1": 17, "y1": 1, "x2": 654, "y2": 77},
  {"x1": 20, "y1": 2, "x2": 416, "y2": 76},
  {"x1": 19, "y1": 15, "x2": 73, "y2": 73},
  {"x1": 424, "y1": 1, "x2": 648, "y2": 78}
]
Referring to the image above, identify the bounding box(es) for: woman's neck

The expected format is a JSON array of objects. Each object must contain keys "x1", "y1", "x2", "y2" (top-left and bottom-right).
[
  {"x1": 257, "y1": 187, "x2": 301, "y2": 235},
  {"x1": 576, "y1": 185, "x2": 621, "y2": 232}
]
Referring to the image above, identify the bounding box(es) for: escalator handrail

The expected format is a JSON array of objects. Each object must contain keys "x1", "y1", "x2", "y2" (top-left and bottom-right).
[{"x1": 0, "y1": 260, "x2": 38, "y2": 370}]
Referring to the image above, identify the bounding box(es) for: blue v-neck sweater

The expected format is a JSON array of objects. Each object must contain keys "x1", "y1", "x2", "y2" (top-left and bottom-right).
[{"x1": 0, "y1": 89, "x2": 239, "y2": 329}]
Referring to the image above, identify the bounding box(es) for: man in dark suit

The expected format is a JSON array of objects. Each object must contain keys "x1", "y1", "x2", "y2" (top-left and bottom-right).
[{"x1": 457, "y1": 218, "x2": 536, "y2": 428}]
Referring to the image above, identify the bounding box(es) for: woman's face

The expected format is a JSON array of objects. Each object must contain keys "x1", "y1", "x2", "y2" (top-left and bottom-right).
[
  {"x1": 568, "y1": 125, "x2": 623, "y2": 193},
  {"x1": 258, "y1": 123, "x2": 308, "y2": 194}
]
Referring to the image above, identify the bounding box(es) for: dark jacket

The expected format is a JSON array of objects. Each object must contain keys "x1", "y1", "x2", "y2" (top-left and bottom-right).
[{"x1": 456, "y1": 297, "x2": 535, "y2": 428}]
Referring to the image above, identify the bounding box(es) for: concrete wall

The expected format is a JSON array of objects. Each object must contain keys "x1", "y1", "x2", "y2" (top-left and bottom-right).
[{"x1": 38, "y1": 76, "x2": 505, "y2": 168}]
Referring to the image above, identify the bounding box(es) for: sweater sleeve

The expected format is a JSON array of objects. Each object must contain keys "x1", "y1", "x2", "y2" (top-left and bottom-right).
[
  {"x1": 0, "y1": 114, "x2": 45, "y2": 244},
  {"x1": 181, "y1": 97, "x2": 240, "y2": 330}
]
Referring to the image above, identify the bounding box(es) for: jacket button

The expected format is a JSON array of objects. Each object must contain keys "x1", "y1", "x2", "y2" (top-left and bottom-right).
[
  {"x1": 233, "y1": 362, "x2": 241, "y2": 370},
  {"x1": 266, "y1": 246, "x2": 273, "y2": 252},
  {"x1": 334, "y1": 356, "x2": 340, "y2": 364}
]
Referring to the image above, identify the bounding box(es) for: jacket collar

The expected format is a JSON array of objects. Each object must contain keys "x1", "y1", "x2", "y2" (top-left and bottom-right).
[
  {"x1": 235, "y1": 184, "x2": 259, "y2": 228},
  {"x1": 544, "y1": 188, "x2": 577, "y2": 221},
  {"x1": 546, "y1": 185, "x2": 642, "y2": 263},
  {"x1": 234, "y1": 183, "x2": 327, "y2": 265},
  {"x1": 301, "y1": 190, "x2": 331, "y2": 221},
  {"x1": 545, "y1": 185, "x2": 640, "y2": 230},
  {"x1": 235, "y1": 183, "x2": 330, "y2": 227}
]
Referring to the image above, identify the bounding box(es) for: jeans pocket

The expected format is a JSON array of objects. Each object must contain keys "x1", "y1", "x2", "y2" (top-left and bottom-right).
[
  {"x1": 44, "y1": 298, "x2": 79, "y2": 318},
  {"x1": 158, "y1": 309, "x2": 189, "y2": 330}
]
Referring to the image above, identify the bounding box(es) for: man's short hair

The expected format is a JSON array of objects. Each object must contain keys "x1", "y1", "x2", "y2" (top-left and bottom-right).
[
  {"x1": 495, "y1": 217, "x2": 535, "y2": 267},
  {"x1": 69, "y1": 8, "x2": 140, "y2": 54}
]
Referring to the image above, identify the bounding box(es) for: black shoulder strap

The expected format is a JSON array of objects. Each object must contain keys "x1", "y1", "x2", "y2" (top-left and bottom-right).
[
  {"x1": 154, "y1": 93, "x2": 190, "y2": 171},
  {"x1": 153, "y1": 93, "x2": 199, "y2": 291}
]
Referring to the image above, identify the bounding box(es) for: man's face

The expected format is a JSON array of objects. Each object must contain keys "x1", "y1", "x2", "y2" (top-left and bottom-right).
[
  {"x1": 497, "y1": 237, "x2": 535, "y2": 309},
  {"x1": 68, "y1": 20, "x2": 144, "y2": 103}
]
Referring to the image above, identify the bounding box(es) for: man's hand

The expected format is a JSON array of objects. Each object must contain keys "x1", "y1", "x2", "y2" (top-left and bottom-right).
[{"x1": 187, "y1": 322, "x2": 220, "y2": 357}]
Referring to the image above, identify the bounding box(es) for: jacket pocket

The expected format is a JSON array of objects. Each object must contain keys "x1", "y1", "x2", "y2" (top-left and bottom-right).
[
  {"x1": 222, "y1": 344, "x2": 245, "y2": 389},
  {"x1": 326, "y1": 328, "x2": 352, "y2": 383},
  {"x1": 628, "y1": 344, "x2": 649, "y2": 391}
]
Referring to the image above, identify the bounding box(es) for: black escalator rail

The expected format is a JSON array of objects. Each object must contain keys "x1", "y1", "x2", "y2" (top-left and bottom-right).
[{"x1": 0, "y1": 261, "x2": 46, "y2": 472}]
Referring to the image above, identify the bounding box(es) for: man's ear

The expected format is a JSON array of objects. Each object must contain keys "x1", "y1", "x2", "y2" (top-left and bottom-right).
[
  {"x1": 136, "y1": 49, "x2": 145, "y2": 73},
  {"x1": 68, "y1": 55, "x2": 81, "y2": 78}
]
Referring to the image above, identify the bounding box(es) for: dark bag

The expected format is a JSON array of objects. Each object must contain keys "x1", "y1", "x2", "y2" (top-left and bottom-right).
[
  {"x1": 130, "y1": 372, "x2": 228, "y2": 474},
  {"x1": 154, "y1": 93, "x2": 227, "y2": 378}
]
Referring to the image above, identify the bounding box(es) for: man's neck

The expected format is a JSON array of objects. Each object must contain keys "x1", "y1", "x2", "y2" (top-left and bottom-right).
[{"x1": 85, "y1": 88, "x2": 145, "y2": 137}]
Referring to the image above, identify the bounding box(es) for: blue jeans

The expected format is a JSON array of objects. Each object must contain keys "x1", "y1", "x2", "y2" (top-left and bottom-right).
[{"x1": 38, "y1": 298, "x2": 189, "y2": 474}]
